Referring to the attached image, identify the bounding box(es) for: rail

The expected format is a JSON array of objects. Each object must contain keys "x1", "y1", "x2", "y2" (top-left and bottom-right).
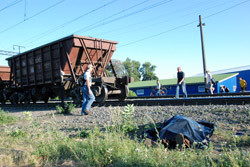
[{"x1": 2, "y1": 94, "x2": 250, "y2": 109}]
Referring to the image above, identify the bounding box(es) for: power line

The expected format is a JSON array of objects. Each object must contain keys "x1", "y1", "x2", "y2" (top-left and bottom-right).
[
  {"x1": 8, "y1": 0, "x2": 250, "y2": 51},
  {"x1": 0, "y1": 50, "x2": 18, "y2": 56},
  {"x1": 118, "y1": 20, "x2": 197, "y2": 48},
  {"x1": 19, "y1": 0, "x2": 153, "y2": 48},
  {"x1": 118, "y1": 0, "x2": 250, "y2": 48},
  {"x1": 19, "y1": 0, "x2": 118, "y2": 46},
  {"x1": 74, "y1": 0, "x2": 174, "y2": 34},
  {"x1": 74, "y1": 0, "x2": 151, "y2": 34},
  {"x1": 96, "y1": 0, "x2": 240, "y2": 38},
  {"x1": 0, "y1": 0, "x2": 65, "y2": 34},
  {"x1": 24, "y1": 0, "x2": 172, "y2": 48},
  {"x1": 204, "y1": 0, "x2": 250, "y2": 19},
  {"x1": 94, "y1": 0, "x2": 230, "y2": 37},
  {"x1": 0, "y1": 0, "x2": 22, "y2": 13}
]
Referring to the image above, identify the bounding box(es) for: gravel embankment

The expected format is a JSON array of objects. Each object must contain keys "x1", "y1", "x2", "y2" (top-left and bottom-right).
[{"x1": 2, "y1": 104, "x2": 250, "y2": 136}]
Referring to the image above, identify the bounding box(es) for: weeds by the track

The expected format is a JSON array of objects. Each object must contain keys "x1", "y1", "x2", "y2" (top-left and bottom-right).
[
  {"x1": 56, "y1": 102, "x2": 76, "y2": 115},
  {"x1": 0, "y1": 108, "x2": 17, "y2": 125},
  {"x1": 0, "y1": 105, "x2": 249, "y2": 166}
]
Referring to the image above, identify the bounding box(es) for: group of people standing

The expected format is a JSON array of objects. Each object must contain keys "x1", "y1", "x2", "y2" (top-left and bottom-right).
[
  {"x1": 175, "y1": 67, "x2": 215, "y2": 97},
  {"x1": 175, "y1": 67, "x2": 219, "y2": 98},
  {"x1": 175, "y1": 67, "x2": 248, "y2": 98},
  {"x1": 81, "y1": 64, "x2": 248, "y2": 115}
]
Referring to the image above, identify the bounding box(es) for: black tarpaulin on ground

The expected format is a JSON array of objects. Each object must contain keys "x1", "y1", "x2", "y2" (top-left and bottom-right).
[{"x1": 145, "y1": 115, "x2": 216, "y2": 148}]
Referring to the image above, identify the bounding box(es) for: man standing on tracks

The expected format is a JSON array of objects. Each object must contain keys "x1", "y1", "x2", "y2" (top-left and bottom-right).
[
  {"x1": 175, "y1": 67, "x2": 187, "y2": 98},
  {"x1": 156, "y1": 80, "x2": 162, "y2": 96},
  {"x1": 81, "y1": 64, "x2": 95, "y2": 115},
  {"x1": 205, "y1": 70, "x2": 215, "y2": 95}
]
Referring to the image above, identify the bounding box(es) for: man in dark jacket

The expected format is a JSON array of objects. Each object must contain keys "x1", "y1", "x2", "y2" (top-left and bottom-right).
[{"x1": 175, "y1": 67, "x2": 187, "y2": 98}]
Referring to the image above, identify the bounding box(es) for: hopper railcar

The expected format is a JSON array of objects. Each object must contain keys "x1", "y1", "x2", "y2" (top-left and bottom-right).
[
  {"x1": 2, "y1": 35, "x2": 133, "y2": 105},
  {"x1": 0, "y1": 66, "x2": 11, "y2": 104}
]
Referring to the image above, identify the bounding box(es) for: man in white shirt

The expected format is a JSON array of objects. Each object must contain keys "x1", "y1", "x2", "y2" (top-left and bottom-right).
[
  {"x1": 156, "y1": 80, "x2": 161, "y2": 96},
  {"x1": 205, "y1": 70, "x2": 214, "y2": 95},
  {"x1": 81, "y1": 64, "x2": 95, "y2": 115}
]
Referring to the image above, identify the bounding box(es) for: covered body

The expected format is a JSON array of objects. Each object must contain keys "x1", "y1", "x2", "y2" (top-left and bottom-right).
[{"x1": 145, "y1": 115, "x2": 216, "y2": 148}]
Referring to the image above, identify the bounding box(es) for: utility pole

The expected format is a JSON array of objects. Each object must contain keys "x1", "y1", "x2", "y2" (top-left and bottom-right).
[
  {"x1": 197, "y1": 15, "x2": 207, "y2": 92},
  {"x1": 13, "y1": 45, "x2": 25, "y2": 53}
]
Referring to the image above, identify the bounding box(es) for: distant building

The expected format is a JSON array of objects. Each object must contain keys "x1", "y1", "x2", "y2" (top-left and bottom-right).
[{"x1": 129, "y1": 73, "x2": 238, "y2": 96}]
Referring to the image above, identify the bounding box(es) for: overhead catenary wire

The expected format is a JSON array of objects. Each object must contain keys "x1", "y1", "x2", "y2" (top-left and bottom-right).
[
  {"x1": 4, "y1": 0, "x2": 249, "y2": 52},
  {"x1": 0, "y1": 0, "x2": 65, "y2": 34},
  {"x1": 74, "y1": 0, "x2": 174, "y2": 34},
  {"x1": 203, "y1": 0, "x2": 250, "y2": 19},
  {"x1": 118, "y1": 20, "x2": 197, "y2": 48},
  {"x1": 19, "y1": 0, "x2": 119, "y2": 46},
  {"x1": 24, "y1": 0, "x2": 174, "y2": 48},
  {"x1": 0, "y1": 0, "x2": 22, "y2": 13},
  {"x1": 19, "y1": 0, "x2": 154, "y2": 48},
  {"x1": 118, "y1": 0, "x2": 250, "y2": 48},
  {"x1": 95, "y1": 0, "x2": 237, "y2": 37},
  {"x1": 73, "y1": 0, "x2": 152, "y2": 34},
  {"x1": 20, "y1": 0, "x2": 151, "y2": 47}
]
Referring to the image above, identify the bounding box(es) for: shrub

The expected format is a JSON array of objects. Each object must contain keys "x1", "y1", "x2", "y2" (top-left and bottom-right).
[
  {"x1": 9, "y1": 128, "x2": 26, "y2": 138},
  {"x1": 128, "y1": 90, "x2": 137, "y2": 97},
  {"x1": 56, "y1": 103, "x2": 75, "y2": 114},
  {"x1": 121, "y1": 104, "x2": 138, "y2": 133}
]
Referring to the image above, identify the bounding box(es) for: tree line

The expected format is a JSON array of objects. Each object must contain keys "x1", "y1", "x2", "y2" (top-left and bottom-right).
[{"x1": 106, "y1": 58, "x2": 158, "y2": 82}]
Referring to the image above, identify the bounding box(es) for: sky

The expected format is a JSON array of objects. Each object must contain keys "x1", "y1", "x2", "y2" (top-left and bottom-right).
[{"x1": 0, "y1": 0, "x2": 249, "y2": 79}]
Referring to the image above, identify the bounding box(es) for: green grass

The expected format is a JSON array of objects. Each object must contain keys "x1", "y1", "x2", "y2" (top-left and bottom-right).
[
  {"x1": 20, "y1": 127, "x2": 250, "y2": 166},
  {"x1": 0, "y1": 108, "x2": 17, "y2": 125},
  {"x1": 1, "y1": 124, "x2": 249, "y2": 166},
  {"x1": 0, "y1": 106, "x2": 249, "y2": 166}
]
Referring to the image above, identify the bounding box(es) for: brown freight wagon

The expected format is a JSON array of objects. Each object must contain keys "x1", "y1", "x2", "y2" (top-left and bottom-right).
[
  {"x1": 0, "y1": 66, "x2": 10, "y2": 81},
  {"x1": 0, "y1": 66, "x2": 10, "y2": 104},
  {"x1": 6, "y1": 34, "x2": 133, "y2": 104}
]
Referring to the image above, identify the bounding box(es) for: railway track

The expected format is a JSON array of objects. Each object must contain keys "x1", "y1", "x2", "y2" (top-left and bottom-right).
[
  {"x1": 127, "y1": 92, "x2": 250, "y2": 99},
  {"x1": 1, "y1": 94, "x2": 250, "y2": 110},
  {"x1": 104, "y1": 96, "x2": 250, "y2": 106}
]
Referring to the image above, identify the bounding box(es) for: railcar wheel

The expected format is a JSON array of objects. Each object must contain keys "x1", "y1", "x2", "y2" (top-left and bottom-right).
[
  {"x1": 0, "y1": 100, "x2": 6, "y2": 105},
  {"x1": 32, "y1": 98, "x2": 37, "y2": 104},
  {"x1": 24, "y1": 99, "x2": 30, "y2": 104},
  {"x1": 95, "y1": 85, "x2": 108, "y2": 103},
  {"x1": 43, "y1": 97, "x2": 49, "y2": 103},
  {"x1": 119, "y1": 85, "x2": 129, "y2": 101},
  {"x1": 10, "y1": 92, "x2": 18, "y2": 105},
  {"x1": 70, "y1": 87, "x2": 82, "y2": 107},
  {"x1": 0, "y1": 91, "x2": 6, "y2": 104}
]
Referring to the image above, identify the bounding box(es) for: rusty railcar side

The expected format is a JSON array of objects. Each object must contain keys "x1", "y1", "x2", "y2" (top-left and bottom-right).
[
  {"x1": 0, "y1": 66, "x2": 10, "y2": 81},
  {"x1": 0, "y1": 66, "x2": 10, "y2": 104},
  {"x1": 6, "y1": 35, "x2": 131, "y2": 104},
  {"x1": 7, "y1": 35, "x2": 117, "y2": 87}
]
